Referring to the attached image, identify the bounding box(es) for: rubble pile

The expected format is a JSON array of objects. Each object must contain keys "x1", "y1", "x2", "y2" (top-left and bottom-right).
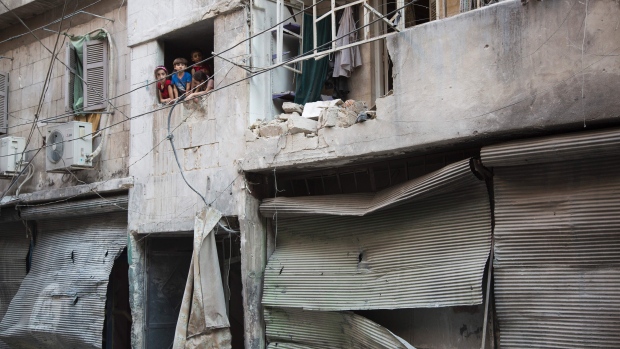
[{"x1": 249, "y1": 100, "x2": 375, "y2": 139}]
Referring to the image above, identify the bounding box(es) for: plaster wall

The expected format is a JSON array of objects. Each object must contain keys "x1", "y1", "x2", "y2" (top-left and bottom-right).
[
  {"x1": 243, "y1": 0, "x2": 620, "y2": 172},
  {"x1": 127, "y1": 0, "x2": 247, "y2": 46},
  {"x1": 0, "y1": 5, "x2": 131, "y2": 195}
]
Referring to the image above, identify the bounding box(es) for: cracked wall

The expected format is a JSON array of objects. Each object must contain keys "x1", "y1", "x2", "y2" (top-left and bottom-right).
[{"x1": 243, "y1": 0, "x2": 620, "y2": 172}]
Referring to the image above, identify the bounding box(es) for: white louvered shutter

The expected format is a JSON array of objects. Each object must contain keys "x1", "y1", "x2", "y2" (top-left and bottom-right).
[
  {"x1": 64, "y1": 43, "x2": 77, "y2": 112},
  {"x1": 0, "y1": 71, "x2": 8, "y2": 134},
  {"x1": 83, "y1": 39, "x2": 108, "y2": 111}
]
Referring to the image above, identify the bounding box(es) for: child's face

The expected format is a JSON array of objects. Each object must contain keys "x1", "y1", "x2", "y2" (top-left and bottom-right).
[
  {"x1": 191, "y1": 51, "x2": 203, "y2": 63},
  {"x1": 155, "y1": 69, "x2": 166, "y2": 81},
  {"x1": 174, "y1": 63, "x2": 187, "y2": 72}
]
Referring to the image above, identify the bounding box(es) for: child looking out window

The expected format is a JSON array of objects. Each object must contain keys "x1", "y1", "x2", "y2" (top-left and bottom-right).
[
  {"x1": 190, "y1": 50, "x2": 209, "y2": 76},
  {"x1": 171, "y1": 57, "x2": 192, "y2": 100},
  {"x1": 187, "y1": 70, "x2": 214, "y2": 100},
  {"x1": 154, "y1": 66, "x2": 173, "y2": 104}
]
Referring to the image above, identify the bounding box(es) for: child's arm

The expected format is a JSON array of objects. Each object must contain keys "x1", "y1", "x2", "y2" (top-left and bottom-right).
[
  {"x1": 157, "y1": 88, "x2": 164, "y2": 103},
  {"x1": 191, "y1": 67, "x2": 196, "y2": 75},
  {"x1": 184, "y1": 82, "x2": 191, "y2": 95},
  {"x1": 172, "y1": 85, "x2": 179, "y2": 100},
  {"x1": 206, "y1": 79, "x2": 214, "y2": 92},
  {"x1": 167, "y1": 84, "x2": 174, "y2": 101}
]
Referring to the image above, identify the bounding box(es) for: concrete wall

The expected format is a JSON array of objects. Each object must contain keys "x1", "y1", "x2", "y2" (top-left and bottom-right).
[
  {"x1": 127, "y1": 0, "x2": 247, "y2": 46},
  {"x1": 127, "y1": 8, "x2": 252, "y2": 348},
  {"x1": 128, "y1": 9, "x2": 249, "y2": 235},
  {"x1": 0, "y1": 5, "x2": 131, "y2": 195},
  {"x1": 243, "y1": 0, "x2": 620, "y2": 172}
]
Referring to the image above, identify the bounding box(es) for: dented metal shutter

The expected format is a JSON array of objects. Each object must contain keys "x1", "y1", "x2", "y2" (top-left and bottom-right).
[
  {"x1": 266, "y1": 308, "x2": 415, "y2": 349},
  {"x1": 0, "y1": 212, "x2": 127, "y2": 348},
  {"x1": 0, "y1": 222, "x2": 29, "y2": 349},
  {"x1": 261, "y1": 159, "x2": 492, "y2": 310},
  {"x1": 482, "y1": 128, "x2": 620, "y2": 349},
  {"x1": 83, "y1": 39, "x2": 108, "y2": 111},
  {"x1": 0, "y1": 71, "x2": 8, "y2": 134}
]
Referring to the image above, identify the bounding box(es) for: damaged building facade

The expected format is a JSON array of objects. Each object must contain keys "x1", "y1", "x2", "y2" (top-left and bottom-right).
[{"x1": 1, "y1": 0, "x2": 620, "y2": 348}]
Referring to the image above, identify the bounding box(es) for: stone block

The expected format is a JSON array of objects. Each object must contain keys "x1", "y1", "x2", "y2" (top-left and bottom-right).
[
  {"x1": 337, "y1": 110, "x2": 358, "y2": 128},
  {"x1": 288, "y1": 113, "x2": 317, "y2": 135},
  {"x1": 319, "y1": 107, "x2": 339, "y2": 128},
  {"x1": 259, "y1": 122, "x2": 288, "y2": 138},
  {"x1": 282, "y1": 102, "x2": 303, "y2": 114}
]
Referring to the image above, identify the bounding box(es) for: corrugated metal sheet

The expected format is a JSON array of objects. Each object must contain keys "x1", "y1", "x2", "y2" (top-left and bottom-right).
[
  {"x1": 261, "y1": 159, "x2": 477, "y2": 217},
  {"x1": 265, "y1": 307, "x2": 415, "y2": 348},
  {"x1": 0, "y1": 222, "x2": 29, "y2": 349},
  {"x1": 480, "y1": 127, "x2": 620, "y2": 167},
  {"x1": 482, "y1": 130, "x2": 620, "y2": 348},
  {"x1": 0, "y1": 212, "x2": 127, "y2": 348},
  {"x1": 263, "y1": 160, "x2": 491, "y2": 310},
  {"x1": 19, "y1": 195, "x2": 128, "y2": 221}
]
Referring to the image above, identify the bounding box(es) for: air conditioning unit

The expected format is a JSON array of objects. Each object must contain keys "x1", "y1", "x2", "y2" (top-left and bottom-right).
[
  {"x1": 0, "y1": 136, "x2": 26, "y2": 178},
  {"x1": 46, "y1": 121, "x2": 93, "y2": 172}
]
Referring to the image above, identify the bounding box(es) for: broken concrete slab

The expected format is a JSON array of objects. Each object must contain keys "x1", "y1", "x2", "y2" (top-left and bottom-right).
[
  {"x1": 319, "y1": 107, "x2": 339, "y2": 128},
  {"x1": 288, "y1": 114, "x2": 318, "y2": 135},
  {"x1": 259, "y1": 122, "x2": 288, "y2": 138},
  {"x1": 282, "y1": 102, "x2": 303, "y2": 114}
]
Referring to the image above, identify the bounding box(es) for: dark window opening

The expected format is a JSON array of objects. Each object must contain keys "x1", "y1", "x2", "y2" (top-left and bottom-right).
[
  {"x1": 158, "y1": 19, "x2": 215, "y2": 101},
  {"x1": 103, "y1": 248, "x2": 132, "y2": 349},
  {"x1": 145, "y1": 236, "x2": 193, "y2": 349},
  {"x1": 216, "y1": 223, "x2": 244, "y2": 349}
]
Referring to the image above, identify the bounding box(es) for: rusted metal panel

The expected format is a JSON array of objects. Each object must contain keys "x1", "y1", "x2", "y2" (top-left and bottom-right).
[
  {"x1": 265, "y1": 307, "x2": 415, "y2": 348},
  {"x1": 482, "y1": 129, "x2": 620, "y2": 348},
  {"x1": 0, "y1": 212, "x2": 127, "y2": 348},
  {"x1": 0, "y1": 222, "x2": 29, "y2": 349},
  {"x1": 262, "y1": 160, "x2": 492, "y2": 310}
]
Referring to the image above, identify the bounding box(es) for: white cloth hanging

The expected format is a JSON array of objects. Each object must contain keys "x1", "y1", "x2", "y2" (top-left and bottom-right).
[{"x1": 333, "y1": 7, "x2": 363, "y2": 78}]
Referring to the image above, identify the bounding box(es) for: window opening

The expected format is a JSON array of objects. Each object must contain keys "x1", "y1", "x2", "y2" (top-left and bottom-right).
[
  {"x1": 65, "y1": 31, "x2": 109, "y2": 114},
  {"x1": 159, "y1": 19, "x2": 215, "y2": 104}
]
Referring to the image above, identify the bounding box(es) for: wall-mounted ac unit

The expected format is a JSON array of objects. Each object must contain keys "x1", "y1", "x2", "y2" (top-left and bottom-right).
[
  {"x1": 0, "y1": 136, "x2": 26, "y2": 178},
  {"x1": 46, "y1": 121, "x2": 93, "y2": 172}
]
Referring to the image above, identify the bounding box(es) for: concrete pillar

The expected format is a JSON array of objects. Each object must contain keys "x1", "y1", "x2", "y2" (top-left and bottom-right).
[{"x1": 239, "y1": 192, "x2": 267, "y2": 349}]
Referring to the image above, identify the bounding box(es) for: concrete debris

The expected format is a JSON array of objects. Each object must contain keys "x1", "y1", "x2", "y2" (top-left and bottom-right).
[
  {"x1": 319, "y1": 107, "x2": 339, "y2": 128},
  {"x1": 288, "y1": 113, "x2": 318, "y2": 135},
  {"x1": 318, "y1": 100, "x2": 369, "y2": 129},
  {"x1": 249, "y1": 119, "x2": 263, "y2": 130},
  {"x1": 258, "y1": 120, "x2": 288, "y2": 138},
  {"x1": 249, "y1": 100, "x2": 370, "y2": 141},
  {"x1": 302, "y1": 99, "x2": 343, "y2": 120},
  {"x1": 282, "y1": 102, "x2": 304, "y2": 114}
]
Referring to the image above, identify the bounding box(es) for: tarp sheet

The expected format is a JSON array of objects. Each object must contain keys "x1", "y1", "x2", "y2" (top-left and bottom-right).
[{"x1": 173, "y1": 208, "x2": 231, "y2": 349}]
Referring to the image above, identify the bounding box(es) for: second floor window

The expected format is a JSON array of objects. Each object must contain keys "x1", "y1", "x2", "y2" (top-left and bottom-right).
[{"x1": 65, "y1": 34, "x2": 109, "y2": 113}]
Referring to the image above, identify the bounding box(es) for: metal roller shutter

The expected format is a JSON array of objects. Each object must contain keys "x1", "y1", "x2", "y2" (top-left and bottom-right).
[
  {"x1": 0, "y1": 222, "x2": 29, "y2": 349},
  {"x1": 261, "y1": 159, "x2": 492, "y2": 310},
  {"x1": 482, "y1": 128, "x2": 620, "y2": 348},
  {"x1": 265, "y1": 307, "x2": 415, "y2": 349},
  {"x1": 0, "y1": 212, "x2": 127, "y2": 348}
]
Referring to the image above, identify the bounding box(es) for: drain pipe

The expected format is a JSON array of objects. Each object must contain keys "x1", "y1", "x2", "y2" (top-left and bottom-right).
[{"x1": 87, "y1": 27, "x2": 115, "y2": 162}]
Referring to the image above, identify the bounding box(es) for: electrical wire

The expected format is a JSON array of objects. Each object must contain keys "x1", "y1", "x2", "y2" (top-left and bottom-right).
[{"x1": 166, "y1": 101, "x2": 238, "y2": 233}]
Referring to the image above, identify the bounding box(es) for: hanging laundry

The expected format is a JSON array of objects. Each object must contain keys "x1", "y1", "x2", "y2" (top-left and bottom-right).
[{"x1": 333, "y1": 7, "x2": 363, "y2": 78}]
